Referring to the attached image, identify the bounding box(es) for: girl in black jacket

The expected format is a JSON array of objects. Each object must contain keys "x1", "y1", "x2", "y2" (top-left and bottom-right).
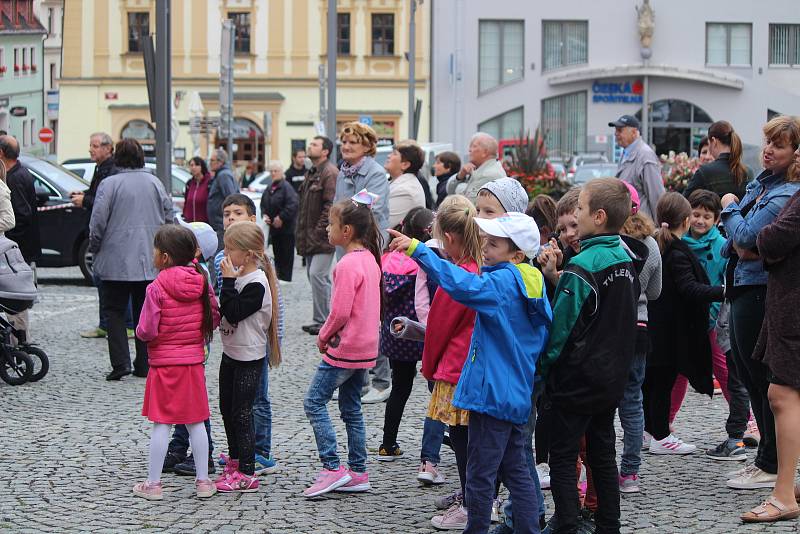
[{"x1": 644, "y1": 193, "x2": 724, "y2": 455}]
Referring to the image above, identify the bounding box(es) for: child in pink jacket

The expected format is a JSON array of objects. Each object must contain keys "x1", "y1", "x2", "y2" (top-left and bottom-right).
[{"x1": 132, "y1": 225, "x2": 220, "y2": 501}]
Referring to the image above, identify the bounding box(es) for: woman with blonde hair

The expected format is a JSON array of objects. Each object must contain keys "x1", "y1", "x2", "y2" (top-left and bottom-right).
[{"x1": 333, "y1": 121, "x2": 392, "y2": 403}]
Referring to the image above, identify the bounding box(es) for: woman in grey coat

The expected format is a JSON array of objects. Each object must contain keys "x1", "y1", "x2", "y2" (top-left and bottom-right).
[{"x1": 89, "y1": 139, "x2": 173, "y2": 381}]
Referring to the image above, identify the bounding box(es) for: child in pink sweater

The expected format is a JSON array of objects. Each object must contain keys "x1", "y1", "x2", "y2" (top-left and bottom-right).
[
  {"x1": 132, "y1": 224, "x2": 220, "y2": 501},
  {"x1": 303, "y1": 191, "x2": 383, "y2": 498}
]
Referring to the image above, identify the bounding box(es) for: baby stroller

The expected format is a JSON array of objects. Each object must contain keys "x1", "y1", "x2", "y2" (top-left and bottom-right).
[{"x1": 0, "y1": 236, "x2": 48, "y2": 385}]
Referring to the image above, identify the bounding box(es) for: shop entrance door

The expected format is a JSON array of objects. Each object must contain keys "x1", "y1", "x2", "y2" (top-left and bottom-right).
[{"x1": 636, "y1": 99, "x2": 712, "y2": 157}]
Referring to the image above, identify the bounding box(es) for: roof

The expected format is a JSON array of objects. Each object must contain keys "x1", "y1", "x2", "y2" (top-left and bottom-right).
[
  {"x1": 0, "y1": 5, "x2": 46, "y2": 35},
  {"x1": 547, "y1": 64, "x2": 744, "y2": 90}
]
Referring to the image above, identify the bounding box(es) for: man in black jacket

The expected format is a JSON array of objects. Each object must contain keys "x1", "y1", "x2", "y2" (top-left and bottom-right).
[
  {"x1": 70, "y1": 132, "x2": 117, "y2": 212},
  {"x1": 0, "y1": 134, "x2": 41, "y2": 343},
  {"x1": 261, "y1": 161, "x2": 298, "y2": 282}
]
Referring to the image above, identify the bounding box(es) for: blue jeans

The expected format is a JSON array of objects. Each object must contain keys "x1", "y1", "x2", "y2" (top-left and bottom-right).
[
  {"x1": 465, "y1": 412, "x2": 540, "y2": 534},
  {"x1": 94, "y1": 273, "x2": 134, "y2": 330},
  {"x1": 503, "y1": 379, "x2": 546, "y2": 529},
  {"x1": 254, "y1": 356, "x2": 272, "y2": 458},
  {"x1": 618, "y1": 350, "x2": 647, "y2": 476},
  {"x1": 420, "y1": 381, "x2": 446, "y2": 464},
  {"x1": 304, "y1": 360, "x2": 369, "y2": 472},
  {"x1": 168, "y1": 419, "x2": 214, "y2": 457}
]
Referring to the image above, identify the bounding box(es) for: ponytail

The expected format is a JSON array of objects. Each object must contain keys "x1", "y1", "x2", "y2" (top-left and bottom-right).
[
  {"x1": 654, "y1": 192, "x2": 691, "y2": 253},
  {"x1": 709, "y1": 120, "x2": 748, "y2": 186},
  {"x1": 255, "y1": 251, "x2": 282, "y2": 368},
  {"x1": 194, "y1": 261, "x2": 214, "y2": 344},
  {"x1": 433, "y1": 194, "x2": 483, "y2": 269}
]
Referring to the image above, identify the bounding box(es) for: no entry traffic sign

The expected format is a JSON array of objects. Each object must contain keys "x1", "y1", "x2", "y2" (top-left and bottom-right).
[{"x1": 38, "y1": 127, "x2": 55, "y2": 143}]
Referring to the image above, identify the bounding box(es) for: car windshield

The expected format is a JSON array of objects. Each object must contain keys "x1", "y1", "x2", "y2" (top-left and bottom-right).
[
  {"x1": 20, "y1": 156, "x2": 89, "y2": 190},
  {"x1": 573, "y1": 165, "x2": 619, "y2": 184}
]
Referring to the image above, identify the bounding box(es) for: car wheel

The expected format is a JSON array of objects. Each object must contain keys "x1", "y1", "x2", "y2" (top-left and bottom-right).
[{"x1": 78, "y1": 238, "x2": 94, "y2": 283}]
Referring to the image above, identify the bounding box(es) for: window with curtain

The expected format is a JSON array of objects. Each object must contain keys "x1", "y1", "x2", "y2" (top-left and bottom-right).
[
  {"x1": 478, "y1": 107, "x2": 524, "y2": 141},
  {"x1": 769, "y1": 24, "x2": 800, "y2": 66},
  {"x1": 371, "y1": 14, "x2": 395, "y2": 56},
  {"x1": 337, "y1": 13, "x2": 351, "y2": 55},
  {"x1": 706, "y1": 23, "x2": 751, "y2": 66},
  {"x1": 228, "y1": 12, "x2": 252, "y2": 54},
  {"x1": 542, "y1": 20, "x2": 588, "y2": 72},
  {"x1": 127, "y1": 12, "x2": 149, "y2": 53},
  {"x1": 541, "y1": 92, "x2": 587, "y2": 156},
  {"x1": 478, "y1": 20, "x2": 524, "y2": 93}
]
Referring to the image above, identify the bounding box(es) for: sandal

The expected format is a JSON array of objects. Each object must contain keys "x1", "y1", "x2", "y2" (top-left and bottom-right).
[{"x1": 741, "y1": 496, "x2": 800, "y2": 523}]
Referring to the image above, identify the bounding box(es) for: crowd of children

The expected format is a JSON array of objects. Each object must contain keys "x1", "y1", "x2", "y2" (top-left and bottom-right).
[{"x1": 125, "y1": 147, "x2": 795, "y2": 532}]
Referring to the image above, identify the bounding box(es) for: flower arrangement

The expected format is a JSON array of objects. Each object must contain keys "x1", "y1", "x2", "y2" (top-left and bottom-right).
[
  {"x1": 13, "y1": 64, "x2": 20, "y2": 72},
  {"x1": 660, "y1": 151, "x2": 700, "y2": 193},
  {"x1": 22, "y1": 64, "x2": 29, "y2": 71},
  {"x1": 506, "y1": 128, "x2": 571, "y2": 199},
  {"x1": 0, "y1": 66, "x2": 6, "y2": 74}
]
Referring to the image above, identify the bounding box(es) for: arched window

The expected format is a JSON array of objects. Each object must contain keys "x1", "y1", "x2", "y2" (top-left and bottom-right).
[
  {"x1": 635, "y1": 100, "x2": 713, "y2": 156},
  {"x1": 216, "y1": 117, "x2": 264, "y2": 164},
  {"x1": 121, "y1": 119, "x2": 156, "y2": 141}
]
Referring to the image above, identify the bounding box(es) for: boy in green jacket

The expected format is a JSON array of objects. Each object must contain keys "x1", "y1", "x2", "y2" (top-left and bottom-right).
[{"x1": 540, "y1": 178, "x2": 640, "y2": 534}]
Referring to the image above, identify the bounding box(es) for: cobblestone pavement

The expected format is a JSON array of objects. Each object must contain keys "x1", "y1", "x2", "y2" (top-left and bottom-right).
[{"x1": 1, "y1": 265, "x2": 798, "y2": 533}]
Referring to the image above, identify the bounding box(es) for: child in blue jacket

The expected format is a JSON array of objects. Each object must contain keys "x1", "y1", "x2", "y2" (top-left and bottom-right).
[{"x1": 389, "y1": 212, "x2": 551, "y2": 534}]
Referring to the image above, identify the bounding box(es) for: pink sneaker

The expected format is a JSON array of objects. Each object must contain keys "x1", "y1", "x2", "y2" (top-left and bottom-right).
[
  {"x1": 216, "y1": 471, "x2": 259, "y2": 493},
  {"x1": 334, "y1": 469, "x2": 371, "y2": 493},
  {"x1": 618, "y1": 473, "x2": 640, "y2": 493},
  {"x1": 132, "y1": 480, "x2": 163, "y2": 500},
  {"x1": 196, "y1": 478, "x2": 217, "y2": 498},
  {"x1": 417, "y1": 461, "x2": 446, "y2": 485},
  {"x1": 215, "y1": 457, "x2": 239, "y2": 482},
  {"x1": 303, "y1": 467, "x2": 352, "y2": 497}
]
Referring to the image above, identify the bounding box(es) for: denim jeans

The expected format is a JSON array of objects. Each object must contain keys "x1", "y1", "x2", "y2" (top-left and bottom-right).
[
  {"x1": 168, "y1": 419, "x2": 214, "y2": 457},
  {"x1": 420, "y1": 381, "x2": 446, "y2": 464},
  {"x1": 93, "y1": 273, "x2": 134, "y2": 330},
  {"x1": 254, "y1": 356, "x2": 272, "y2": 459},
  {"x1": 503, "y1": 379, "x2": 546, "y2": 529},
  {"x1": 304, "y1": 360, "x2": 369, "y2": 472},
  {"x1": 618, "y1": 350, "x2": 646, "y2": 476}
]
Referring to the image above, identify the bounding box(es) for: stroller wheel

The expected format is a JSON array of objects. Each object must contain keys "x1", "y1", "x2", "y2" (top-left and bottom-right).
[
  {"x1": 0, "y1": 349, "x2": 33, "y2": 386},
  {"x1": 21, "y1": 346, "x2": 49, "y2": 382}
]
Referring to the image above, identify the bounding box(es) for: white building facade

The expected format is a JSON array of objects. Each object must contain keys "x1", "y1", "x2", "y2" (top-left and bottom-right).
[
  {"x1": 34, "y1": 0, "x2": 63, "y2": 154},
  {"x1": 430, "y1": 0, "x2": 800, "y2": 165}
]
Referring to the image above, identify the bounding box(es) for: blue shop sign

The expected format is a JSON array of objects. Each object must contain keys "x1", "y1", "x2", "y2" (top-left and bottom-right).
[{"x1": 592, "y1": 80, "x2": 644, "y2": 104}]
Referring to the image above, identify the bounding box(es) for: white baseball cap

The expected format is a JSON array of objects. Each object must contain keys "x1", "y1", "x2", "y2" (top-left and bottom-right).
[{"x1": 475, "y1": 212, "x2": 541, "y2": 259}]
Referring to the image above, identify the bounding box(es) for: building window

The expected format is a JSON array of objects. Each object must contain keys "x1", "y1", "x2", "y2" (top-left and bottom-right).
[
  {"x1": 48, "y1": 7, "x2": 55, "y2": 35},
  {"x1": 29, "y1": 46, "x2": 35, "y2": 72},
  {"x1": 542, "y1": 20, "x2": 588, "y2": 72},
  {"x1": 542, "y1": 91, "x2": 587, "y2": 156},
  {"x1": 371, "y1": 14, "x2": 394, "y2": 56},
  {"x1": 337, "y1": 13, "x2": 351, "y2": 55},
  {"x1": 22, "y1": 120, "x2": 30, "y2": 148},
  {"x1": 479, "y1": 20, "x2": 524, "y2": 93},
  {"x1": 21, "y1": 47, "x2": 27, "y2": 74},
  {"x1": 228, "y1": 12, "x2": 252, "y2": 54},
  {"x1": 478, "y1": 107, "x2": 524, "y2": 141},
  {"x1": 49, "y1": 62, "x2": 57, "y2": 88},
  {"x1": 769, "y1": 24, "x2": 800, "y2": 66},
  {"x1": 0, "y1": 48, "x2": 5, "y2": 76},
  {"x1": 13, "y1": 47, "x2": 19, "y2": 76},
  {"x1": 706, "y1": 23, "x2": 751, "y2": 66},
  {"x1": 127, "y1": 12, "x2": 149, "y2": 53}
]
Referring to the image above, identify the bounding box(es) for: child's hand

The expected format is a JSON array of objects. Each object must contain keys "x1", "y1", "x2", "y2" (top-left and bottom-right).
[
  {"x1": 316, "y1": 335, "x2": 327, "y2": 354},
  {"x1": 220, "y1": 257, "x2": 240, "y2": 278},
  {"x1": 393, "y1": 322, "x2": 404, "y2": 333},
  {"x1": 388, "y1": 229, "x2": 413, "y2": 253}
]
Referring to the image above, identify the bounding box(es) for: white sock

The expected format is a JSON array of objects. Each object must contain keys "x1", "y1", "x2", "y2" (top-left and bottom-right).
[
  {"x1": 187, "y1": 422, "x2": 209, "y2": 481},
  {"x1": 148, "y1": 423, "x2": 170, "y2": 483}
]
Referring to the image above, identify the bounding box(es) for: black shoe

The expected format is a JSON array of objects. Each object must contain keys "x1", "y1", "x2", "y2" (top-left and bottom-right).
[
  {"x1": 307, "y1": 324, "x2": 321, "y2": 335},
  {"x1": 301, "y1": 324, "x2": 316, "y2": 333},
  {"x1": 132, "y1": 368, "x2": 148, "y2": 378},
  {"x1": 174, "y1": 455, "x2": 216, "y2": 476},
  {"x1": 162, "y1": 452, "x2": 185, "y2": 473},
  {"x1": 106, "y1": 369, "x2": 131, "y2": 381}
]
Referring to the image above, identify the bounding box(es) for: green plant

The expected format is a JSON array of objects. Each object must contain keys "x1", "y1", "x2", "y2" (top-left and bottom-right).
[{"x1": 507, "y1": 128, "x2": 550, "y2": 177}]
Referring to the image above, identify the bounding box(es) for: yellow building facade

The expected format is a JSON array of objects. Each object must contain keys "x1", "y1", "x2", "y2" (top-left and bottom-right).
[{"x1": 58, "y1": 0, "x2": 429, "y2": 166}]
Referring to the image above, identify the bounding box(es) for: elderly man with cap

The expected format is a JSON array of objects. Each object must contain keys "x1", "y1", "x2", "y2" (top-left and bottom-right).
[{"x1": 610, "y1": 115, "x2": 665, "y2": 220}]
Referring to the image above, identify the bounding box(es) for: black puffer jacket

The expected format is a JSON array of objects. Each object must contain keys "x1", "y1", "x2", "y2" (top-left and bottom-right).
[{"x1": 260, "y1": 178, "x2": 298, "y2": 235}]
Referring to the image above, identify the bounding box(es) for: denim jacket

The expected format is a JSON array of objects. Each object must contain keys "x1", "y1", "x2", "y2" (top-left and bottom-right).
[{"x1": 721, "y1": 170, "x2": 800, "y2": 286}]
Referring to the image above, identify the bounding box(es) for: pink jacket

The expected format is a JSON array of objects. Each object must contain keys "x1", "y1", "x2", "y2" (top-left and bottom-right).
[
  {"x1": 136, "y1": 265, "x2": 220, "y2": 366},
  {"x1": 319, "y1": 249, "x2": 382, "y2": 369}
]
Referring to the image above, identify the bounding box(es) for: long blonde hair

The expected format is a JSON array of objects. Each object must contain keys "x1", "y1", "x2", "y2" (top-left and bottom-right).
[
  {"x1": 433, "y1": 195, "x2": 482, "y2": 268},
  {"x1": 223, "y1": 221, "x2": 281, "y2": 367}
]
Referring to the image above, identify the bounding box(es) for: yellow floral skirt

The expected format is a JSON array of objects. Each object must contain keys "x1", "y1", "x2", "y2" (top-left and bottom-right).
[{"x1": 427, "y1": 380, "x2": 470, "y2": 426}]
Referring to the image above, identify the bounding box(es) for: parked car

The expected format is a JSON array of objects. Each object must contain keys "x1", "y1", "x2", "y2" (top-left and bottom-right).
[
  {"x1": 566, "y1": 153, "x2": 610, "y2": 179},
  {"x1": 244, "y1": 171, "x2": 271, "y2": 194},
  {"x1": 571, "y1": 163, "x2": 619, "y2": 185},
  {"x1": 24, "y1": 155, "x2": 94, "y2": 282}
]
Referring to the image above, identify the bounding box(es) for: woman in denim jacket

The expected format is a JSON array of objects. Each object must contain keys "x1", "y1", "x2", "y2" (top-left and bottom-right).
[{"x1": 720, "y1": 116, "x2": 800, "y2": 494}]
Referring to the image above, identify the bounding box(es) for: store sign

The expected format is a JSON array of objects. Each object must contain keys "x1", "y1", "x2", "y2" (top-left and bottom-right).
[
  {"x1": 10, "y1": 106, "x2": 27, "y2": 117},
  {"x1": 592, "y1": 80, "x2": 643, "y2": 104}
]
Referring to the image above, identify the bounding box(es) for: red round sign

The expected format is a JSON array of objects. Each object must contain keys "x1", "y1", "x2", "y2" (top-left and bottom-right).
[{"x1": 38, "y1": 127, "x2": 54, "y2": 143}]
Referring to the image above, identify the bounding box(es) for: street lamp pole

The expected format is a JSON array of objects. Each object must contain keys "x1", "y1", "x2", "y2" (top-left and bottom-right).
[
  {"x1": 154, "y1": 0, "x2": 171, "y2": 192},
  {"x1": 407, "y1": 0, "x2": 418, "y2": 139},
  {"x1": 326, "y1": 0, "x2": 337, "y2": 161}
]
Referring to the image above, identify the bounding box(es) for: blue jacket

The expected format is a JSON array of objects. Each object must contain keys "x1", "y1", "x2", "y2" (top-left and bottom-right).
[
  {"x1": 408, "y1": 240, "x2": 552, "y2": 424},
  {"x1": 683, "y1": 225, "x2": 727, "y2": 327},
  {"x1": 722, "y1": 170, "x2": 800, "y2": 286}
]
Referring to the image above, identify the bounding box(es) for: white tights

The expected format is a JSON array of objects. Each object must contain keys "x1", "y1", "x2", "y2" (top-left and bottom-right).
[{"x1": 148, "y1": 422, "x2": 209, "y2": 482}]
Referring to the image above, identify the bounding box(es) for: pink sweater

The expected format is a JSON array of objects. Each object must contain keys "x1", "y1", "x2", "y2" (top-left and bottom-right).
[
  {"x1": 319, "y1": 249, "x2": 381, "y2": 368},
  {"x1": 136, "y1": 266, "x2": 220, "y2": 366}
]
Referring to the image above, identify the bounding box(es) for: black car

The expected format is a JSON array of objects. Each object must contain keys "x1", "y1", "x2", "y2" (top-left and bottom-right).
[{"x1": 22, "y1": 155, "x2": 94, "y2": 283}]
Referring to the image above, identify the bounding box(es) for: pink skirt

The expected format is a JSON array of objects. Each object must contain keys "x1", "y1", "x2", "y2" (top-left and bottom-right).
[{"x1": 142, "y1": 364, "x2": 210, "y2": 424}]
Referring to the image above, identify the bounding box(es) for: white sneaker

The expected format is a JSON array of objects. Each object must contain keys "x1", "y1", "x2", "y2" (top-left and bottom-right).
[
  {"x1": 536, "y1": 463, "x2": 551, "y2": 489},
  {"x1": 727, "y1": 462, "x2": 754, "y2": 478},
  {"x1": 417, "y1": 461, "x2": 446, "y2": 485},
  {"x1": 642, "y1": 431, "x2": 652, "y2": 449},
  {"x1": 727, "y1": 464, "x2": 777, "y2": 489},
  {"x1": 491, "y1": 498, "x2": 502, "y2": 522},
  {"x1": 362, "y1": 386, "x2": 391, "y2": 404},
  {"x1": 648, "y1": 434, "x2": 696, "y2": 455}
]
